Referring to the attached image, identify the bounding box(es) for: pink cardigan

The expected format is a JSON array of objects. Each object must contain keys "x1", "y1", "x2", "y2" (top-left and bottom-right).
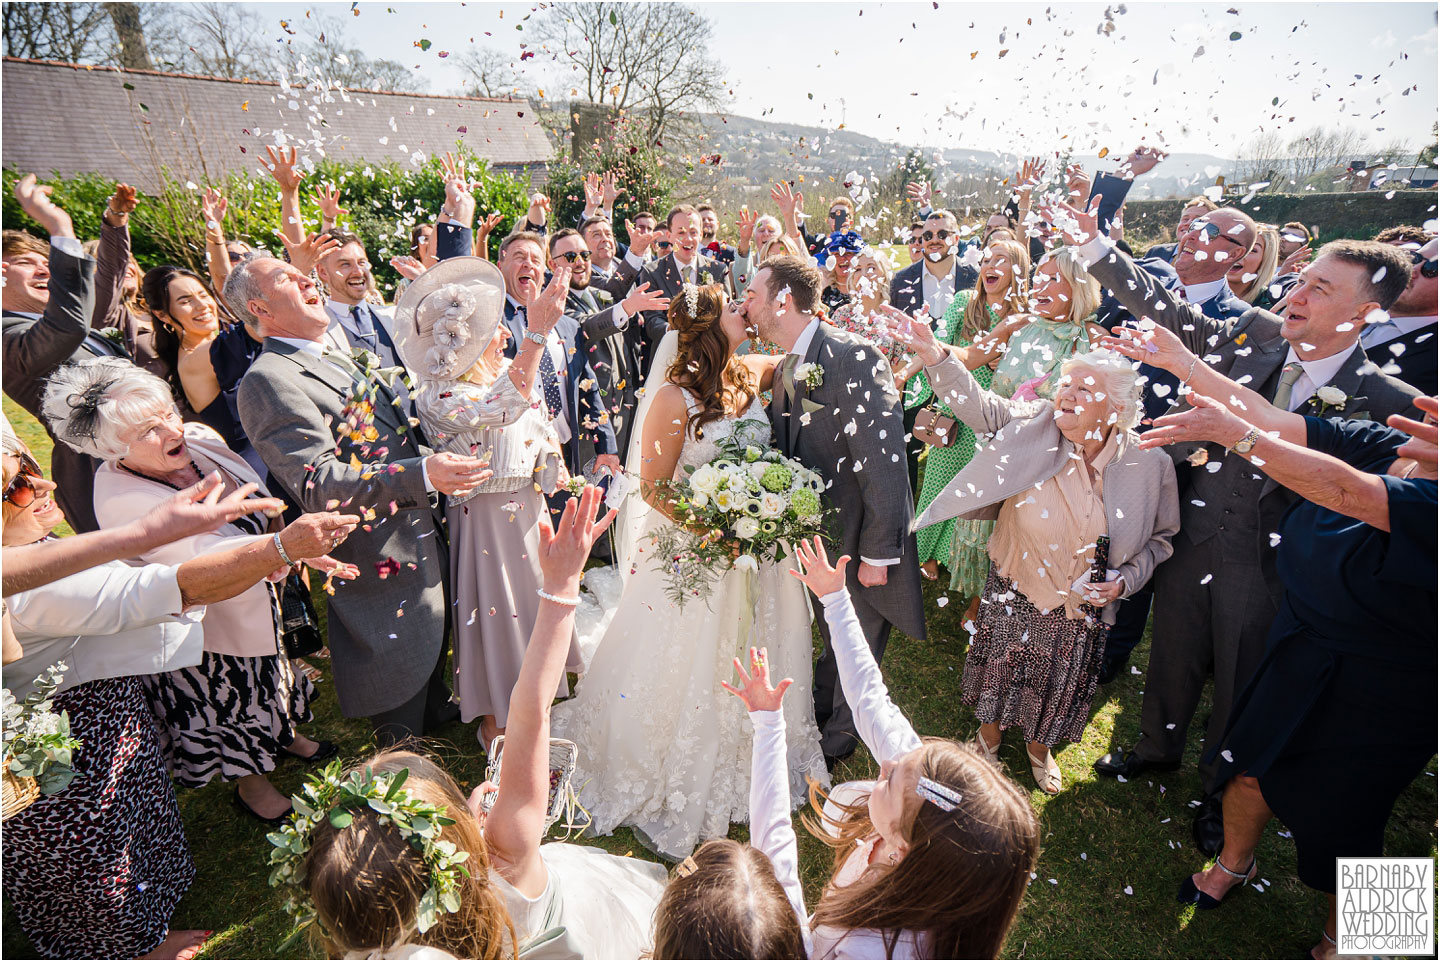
[{"x1": 93, "y1": 423, "x2": 282, "y2": 659}]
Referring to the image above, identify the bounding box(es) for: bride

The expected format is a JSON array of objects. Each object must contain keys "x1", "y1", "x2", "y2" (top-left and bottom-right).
[{"x1": 553, "y1": 283, "x2": 829, "y2": 860}]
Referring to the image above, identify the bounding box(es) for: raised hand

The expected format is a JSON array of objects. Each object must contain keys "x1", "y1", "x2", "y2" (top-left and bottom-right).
[
  {"x1": 477, "y1": 211, "x2": 505, "y2": 236},
  {"x1": 200, "y1": 187, "x2": 229, "y2": 232},
  {"x1": 263, "y1": 145, "x2": 305, "y2": 192},
  {"x1": 277, "y1": 511, "x2": 363, "y2": 561},
  {"x1": 620, "y1": 281, "x2": 669, "y2": 316},
  {"x1": 770, "y1": 181, "x2": 799, "y2": 218},
  {"x1": 389, "y1": 255, "x2": 426, "y2": 280},
  {"x1": 1390, "y1": 396, "x2": 1439, "y2": 470},
  {"x1": 1064, "y1": 163, "x2": 1092, "y2": 203},
  {"x1": 13, "y1": 173, "x2": 74, "y2": 238},
  {"x1": 105, "y1": 183, "x2": 138, "y2": 226},
  {"x1": 1119, "y1": 145, "x2": 1167, "y2": 178},
  {"x1": 1137, "y1": 392, "x2": 1253, "y2": 451},
  {"x1": 1034, "y1": 193, "x2": 1102, "y2": 247},
  {"x1": 439, "y1": 150, "x2": 467, "y2": 185},
  {"x1": 279, "y1": 231, "x2": 342, "y2": 276},
  {"x1": 1278, "y1": 242, "x2": 1314, "y2": 276},
  {"x1": 1018, "y1": 156, "x2": 1046, "y2": 190},
  {"x1": 442, "y1": 167, "x2": 476, "y2": 228},
  {"x1": 526, "y1": 191, "x2": 551, "y2": 226},
  {"x1": 313, "y1": 183, "x2": 350, "y2": 222},
  {"x1": 721, "y1": 646, "x2": 793, "y2": 712},
  {"x1": 424, "y1": 451, "x2": 494, "y2": 498},
  {"x1": 601, "y1": 170, "x2": 622, "y2": 208},
  {"x1": 625, "y1": 216, "x2": 655, "y2": 255},
  {"x1": 905, "y1": 179, "x2": 933, "y2": 209},
  {"x1": 537, "y1": 484, "x2": 618, "y2": 595},
  {"x1": 878, "y1": 304, "x2": 945, "y2": 366},
  {"x1": 583, "y1": 172, "x2": 604, "y2": 212},
  {"x1": 1096, "y1": 323, "x2": 1195, "y2": 377},
  {"x1": 527, "y1": 263, "x2": 572, "y2": 333},
  {"x1": 735, "y1": 206, "x2": 757, "y2": 249},
  {"x1": 787, "y1": 535, "x2": 851, "y2": 599}
]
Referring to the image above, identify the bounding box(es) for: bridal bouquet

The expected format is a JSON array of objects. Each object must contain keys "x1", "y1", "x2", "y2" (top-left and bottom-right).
[
  {"x1": 3, "y1": 664, "x2": 82, "y2": 796},
  {"x1": 650, "y1": 424, "x2": 829, "y2": 609}
]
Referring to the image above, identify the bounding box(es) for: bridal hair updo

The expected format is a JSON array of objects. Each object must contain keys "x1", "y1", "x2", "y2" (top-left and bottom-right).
[{"x1": 665, "y1": 283, "x2": 757, "y2": 441}]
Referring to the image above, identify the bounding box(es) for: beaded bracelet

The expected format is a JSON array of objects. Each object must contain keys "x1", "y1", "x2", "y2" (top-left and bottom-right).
[{"x1": 536, "y1": 588, "x2": 580, "y2": 607}]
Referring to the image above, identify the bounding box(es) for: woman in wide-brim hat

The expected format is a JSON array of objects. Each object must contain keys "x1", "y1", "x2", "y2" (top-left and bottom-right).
[{"x1": 396, "y1": 255, "x2": 574, "y2": 750}]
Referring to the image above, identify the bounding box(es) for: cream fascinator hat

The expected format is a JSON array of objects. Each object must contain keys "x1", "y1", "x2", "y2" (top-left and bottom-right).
[{"x1": 394, "y1": 256, "x2": 508, "y2": 380}]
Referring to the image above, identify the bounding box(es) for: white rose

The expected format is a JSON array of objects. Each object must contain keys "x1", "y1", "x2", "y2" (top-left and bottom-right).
[
  {"x1": 689, "y1": 464, "x2": 721, "y2": 494},
  {"x1": 691, "y1": 490, "x2": 709, "y2": 509},
  {"x1": 1315, "y1": 385, "x2": 1347, "y2": 407},
  {"x1": 733, "y1": 516, "x2": 761, "y2": 539},
  {"x1": 733, "y1": 554, "x2": 759, "y2": 572},
  {"x1": 758, "y1": 492, "x2": 786, "y2": 518},
  {"x1": 713, "y1": 489, "x2": 735, "y2": 511}
]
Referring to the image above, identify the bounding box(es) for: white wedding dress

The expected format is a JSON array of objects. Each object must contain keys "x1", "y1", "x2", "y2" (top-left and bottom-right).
[{"x1": 554, "y1": 336, "x2": 829, "y2": 860}]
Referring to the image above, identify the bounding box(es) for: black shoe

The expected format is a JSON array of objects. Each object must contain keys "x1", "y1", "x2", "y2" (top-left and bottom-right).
[
  {"x1": 1093, "y1": 750, "x2": 1181, "y2": 779},
  {"x1": 1192, "y1": 794, "x2": 1225, "y2": 858},
  {"x1": 1177, "y1": 854, "x2": 1255, "y2": 909},
  {"x1": 1098, "y1": 653, "x2": 1130, "y2": 684},
  {"x1": 424, "y1": 699, "x2": 461, "y2": 733},
  {"x1": 285, "y1": 739, "x2": 338, "y2": 765},
  {"x1": 234, "y1": 787, "x2": 292, "y2": 826}
]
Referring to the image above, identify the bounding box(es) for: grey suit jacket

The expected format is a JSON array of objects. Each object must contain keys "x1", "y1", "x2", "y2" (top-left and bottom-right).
[
  {"x1": 1087, "y1": 241, "x2": 1421, "y2": 598},
  {"x1": 772, "y1": 323, "x2": 926, "y2": 640},
  {"x1": 916, "y1": 355, "x2": 1180, "y2": 624},
  {"x1": 236, "y1": 340, "x2": 448, "y2": 718}
]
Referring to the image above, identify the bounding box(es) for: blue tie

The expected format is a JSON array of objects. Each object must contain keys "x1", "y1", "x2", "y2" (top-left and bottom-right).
[{"x1": 538, "y1": 338, "x2": 564, "y2": 421}]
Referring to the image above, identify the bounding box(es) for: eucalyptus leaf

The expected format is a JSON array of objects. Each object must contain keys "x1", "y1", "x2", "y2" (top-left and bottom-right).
[{"x1": 329, "y1": 809, "x2": 353, "y2": 829}]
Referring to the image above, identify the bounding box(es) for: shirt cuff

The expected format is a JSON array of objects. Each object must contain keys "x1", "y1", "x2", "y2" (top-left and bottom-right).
[
  {"x1": 50, "y1": 235, "x2": 84, "y2": 258},
  {"x1": 420, "y1": 456, "x2": 436, "y2": 494},
  {"x1": 611, "y1": 304, "x2": 630, "y2": 329},
  {"x1": 1078, "y1": 235, "x2": 1113, "y2": 266},
  {"x1": 749, "y1": 707, "x2": 784, "y2": 727},
  {"x1": 818, "y1": 588, "x2": 849, "y2": 608},
  {"x1": 622, "y1": 247, "x2": 645, "y2": 269},
  {"x1": 860, "y1": 556, "x2": 900, "y2": 567}
]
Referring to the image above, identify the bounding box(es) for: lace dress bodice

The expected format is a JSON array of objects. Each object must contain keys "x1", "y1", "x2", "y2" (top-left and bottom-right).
[{"x1": 673, "y1": 390, "x2": 773, "y2": 479}]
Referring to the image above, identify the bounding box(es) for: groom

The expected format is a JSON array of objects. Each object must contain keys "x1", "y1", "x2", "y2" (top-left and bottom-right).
[{"x1": 742, "y1": 256, "x2": 926, "y2": 764}]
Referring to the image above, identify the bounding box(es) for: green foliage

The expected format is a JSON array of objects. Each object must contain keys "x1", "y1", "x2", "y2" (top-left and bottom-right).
[
  {"x1": 2, "y1": 150, "x2": 529, "y2": 296},
  {"x1": 544, "y1": 112, "x2": 686, "y2": 241},
  {"x1": 2, "y1": 665, "x2": 83, "y2": 796}
]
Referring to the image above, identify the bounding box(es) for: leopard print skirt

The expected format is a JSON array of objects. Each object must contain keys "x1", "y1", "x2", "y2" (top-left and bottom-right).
[{"x1": 3, "y1": 676, "x2": 195, "y2": 958}]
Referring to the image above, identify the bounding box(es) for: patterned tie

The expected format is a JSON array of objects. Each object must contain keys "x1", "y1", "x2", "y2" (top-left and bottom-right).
[
  {"x1": 538, "y1": 339, "x2": 564, "y2": 421},
  {"x1": 1271, "y1": 361, "x2": 1305, "y2": 412},
  {"x1": 780, "y1": 353, "x2": 800, "y2": 406}
]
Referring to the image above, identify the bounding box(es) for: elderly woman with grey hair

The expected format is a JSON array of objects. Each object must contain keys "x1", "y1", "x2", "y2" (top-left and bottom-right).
[
  {"x1": 890, "y1": 310, "x2": 1180, "y2": 794},
  {"x1": 41, "y1": 357, "x2": 359, "y2": 824}
]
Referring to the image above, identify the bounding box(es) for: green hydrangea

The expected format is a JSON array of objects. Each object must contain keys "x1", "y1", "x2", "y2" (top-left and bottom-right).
[
  {"x1": 790, "y1": 488, "x2": 821, "y2": 519},
  {"x1": 760, "y1": 463, "x2": 793, "y2": 492}
]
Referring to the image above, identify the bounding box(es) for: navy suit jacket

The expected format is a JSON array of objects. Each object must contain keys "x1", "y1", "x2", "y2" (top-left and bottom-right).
[
  {"x1": 889, "y1": 257, "x2": 980, "y2": 322},
  {"x1": 501, "y1": 302, "x2": 618, "y2": 469}
]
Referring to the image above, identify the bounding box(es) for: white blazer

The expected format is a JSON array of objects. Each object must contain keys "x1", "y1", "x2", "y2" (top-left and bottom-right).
[
  {"x1": 93, "y1": 423, "x2": 280, "y2": 659},
  {"x1": 4, "y1": 560, "x2": 204, "y2": 699}
]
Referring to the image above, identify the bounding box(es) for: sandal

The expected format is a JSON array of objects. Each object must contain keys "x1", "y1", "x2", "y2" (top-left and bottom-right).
[
  {"x1": 1176, "y1": 853, "x2": 1257, "y2": 910},
  {"x1": 1027, "y1": 747, "x2": 1062, "y2": 794},
  {"x1": 975, "y1": 730, "x2": 1001, "y2": 765}
]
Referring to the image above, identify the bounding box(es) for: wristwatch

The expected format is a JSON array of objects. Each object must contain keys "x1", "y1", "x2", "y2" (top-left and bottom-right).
[
  {"x1": 1231, "y1": 427, "x2": 1262, "y2": 455},
  {"x1": 523, "y1": 330, "x2": 547, "y2": 347}
]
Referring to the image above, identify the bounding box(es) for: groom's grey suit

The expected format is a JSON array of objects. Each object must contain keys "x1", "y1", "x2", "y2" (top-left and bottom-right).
[{"x1": 771, "y1": 321, "x2": 926, "y2": 758}]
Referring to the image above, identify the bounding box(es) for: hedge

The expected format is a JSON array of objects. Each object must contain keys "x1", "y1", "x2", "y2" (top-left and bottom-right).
[{"x1": 2, "y1": 150, "x2": 529, "y2": 294}]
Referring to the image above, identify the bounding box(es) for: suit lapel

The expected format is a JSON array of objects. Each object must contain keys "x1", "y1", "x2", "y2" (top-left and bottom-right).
[
  {"x1": 266, "y1": 339, "x2": 356, "y2": 399},
  {"x1": 1229, "y1": 329, "x2": 1288, "y2": 399},
  {"x1": 789, "y1": 324, "x2": 830, "y2": 453}
]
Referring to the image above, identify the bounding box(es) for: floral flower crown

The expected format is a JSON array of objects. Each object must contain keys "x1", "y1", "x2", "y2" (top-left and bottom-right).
[{"x1": 267, "y1": 759, "x2": 470, "y2": 938}]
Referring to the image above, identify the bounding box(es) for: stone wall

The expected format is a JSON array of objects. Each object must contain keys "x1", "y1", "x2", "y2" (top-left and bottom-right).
[{"x1": 1123, "y1": 190, "x2": 1438, "y2": 247}]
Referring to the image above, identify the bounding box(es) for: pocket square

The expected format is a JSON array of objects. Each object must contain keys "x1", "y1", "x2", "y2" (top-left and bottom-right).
[{"x1": 801, "y1": 398, "x2": 824, "y2": 414}]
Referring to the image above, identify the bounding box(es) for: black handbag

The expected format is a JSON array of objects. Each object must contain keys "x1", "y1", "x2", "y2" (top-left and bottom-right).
[{"x1": 279, "y1": 573, "x2": 324, "y2": 660}]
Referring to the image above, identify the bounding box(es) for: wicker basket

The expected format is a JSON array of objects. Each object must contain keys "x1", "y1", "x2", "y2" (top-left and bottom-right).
[
  {"x1": 480, "y1": 736, "x2": 589, "y2": 836},
  {"x1": 2, "y1": 766, "x2": 39, "y2": 820}
]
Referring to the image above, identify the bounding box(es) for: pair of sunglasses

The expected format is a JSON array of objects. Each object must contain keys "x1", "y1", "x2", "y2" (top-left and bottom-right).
[
  {"x1": 654, "y1": 240, "x2": 673, "y2": 251},
  {"x1": 556, "y1": 250, "x2": 592, "y2": 264},
  {"x1": 1409, "y1": 250, "x2": 1438, "y2": 279},
  {"x1": 921, "y1": 229, "x2": 955, "y2": 242},
  {"x1": 3, "y1": 452, "x2": 44, "y2": 508}
]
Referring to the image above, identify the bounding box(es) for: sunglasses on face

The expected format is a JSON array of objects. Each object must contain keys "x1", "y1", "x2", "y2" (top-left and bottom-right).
[
  {"x1": 1409, "y1": 250, "x2": 1438, "y2": 279},
  {"x1": 557, "y1": 250, "x2": 592, "y2": 264},
  {"x1": 654, "y1": 240, "x2": 673, "y2": 251},
  {"x1": 1192, "y1": 222, "x2": 1246, "y2": 248},
  {"x1": 227, "y1": 250, "x2": 245, "y2": 264},
  {"x1": 3, "y1": 452, "x2": 44, "y2": 508},
  {"x1": 921, "y1": 229, "x2": 955, "y2": 242}
]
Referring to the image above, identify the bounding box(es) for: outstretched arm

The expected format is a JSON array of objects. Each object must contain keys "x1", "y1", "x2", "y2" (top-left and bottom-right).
[{"x1": 789, "y1": 538, "x2": 922, "y2": 763}]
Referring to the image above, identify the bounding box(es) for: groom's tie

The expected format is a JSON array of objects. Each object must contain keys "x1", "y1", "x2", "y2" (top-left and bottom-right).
[{"x1": 779, "y1": 353, "x2": 800, "y2": 406}]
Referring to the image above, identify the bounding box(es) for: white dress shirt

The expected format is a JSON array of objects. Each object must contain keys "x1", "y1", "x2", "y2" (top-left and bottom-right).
[
  {"x1": 507, "y1": 298, "x2": 572, "y2": 445},
  {"x1": 920, "y1": 262, "x2": 957, "y2": 319},
  {"x1": 1279, "y1": 346, "x2": 1353, "y2": 412},
  {"x1": 268, "y1": 336, "x2": 435, "y2": 491},
  {"x1": 786, "y1": 317, "x2": 898, "y2": 568},
  {"x1": 1180, "y1": 277, "x2": 1228, "y2": 306}
]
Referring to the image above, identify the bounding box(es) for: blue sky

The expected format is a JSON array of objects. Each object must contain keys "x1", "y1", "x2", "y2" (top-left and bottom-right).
[{"x1": 242, "y1": 1, "x2": 1439, "y2": 158}]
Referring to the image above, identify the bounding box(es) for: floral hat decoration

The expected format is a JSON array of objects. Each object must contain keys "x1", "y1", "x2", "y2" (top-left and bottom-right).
[
  {"x1": 394, "y1": 256, "x2": 508, "y2": 380},
  {"x1": 267, "y1": 759, "x2": 470, "y2": 937}
]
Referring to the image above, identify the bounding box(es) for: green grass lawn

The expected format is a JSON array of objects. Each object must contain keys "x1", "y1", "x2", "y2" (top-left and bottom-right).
[{"x1": 3, "y1": 398, "x2": 1435, "y2": 959}]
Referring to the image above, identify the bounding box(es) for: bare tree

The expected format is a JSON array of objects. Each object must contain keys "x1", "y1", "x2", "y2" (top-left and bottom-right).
[
  {"x1": 3, "y1": 2, "x2": 112, "y2": 63},
  {"x1": 1231, "y1": 131, "x2": 1287, "y2": 186},
  {"x1": 534, "y1": 2, "x2": 726, "y2": 146},
  {"x1": 454, "y1": 47, "x2": 533, "y2": 99},
  {"x1": 288, "y1": 13, "x2": 426, "y2": 92},
  {"x1": 169, "y1": 2, "x2": 279, "y2": 79}
]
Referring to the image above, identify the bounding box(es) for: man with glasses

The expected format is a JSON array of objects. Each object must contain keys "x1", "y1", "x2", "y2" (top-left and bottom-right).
[
  {"x1": 547, "y1": 228, "x2": 669, "y2": 454},
  {"x1": 1369, "y1": 226, "x2": 1438, "y2": 396},
  {"x1": 1042, "y1": 199, "x2": 1422, "y2": 859}
]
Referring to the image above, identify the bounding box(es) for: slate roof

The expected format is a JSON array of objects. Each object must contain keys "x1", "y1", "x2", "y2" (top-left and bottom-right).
[{"x1": 1, "y1": 57, "x2": 553, "y2": 192}]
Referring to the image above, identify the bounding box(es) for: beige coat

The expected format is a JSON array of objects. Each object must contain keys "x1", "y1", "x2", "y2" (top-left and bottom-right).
[
  {"x1": 913, "y1": 355, "x2": 1181, "y2": 624},
  {"x1": 93, "y1": 423, "x2": 280, "y2": 659}
]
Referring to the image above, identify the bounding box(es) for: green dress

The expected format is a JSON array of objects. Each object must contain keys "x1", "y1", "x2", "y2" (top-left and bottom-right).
[
  {"x1": 989, "y1": 314, "x2": 1097, "y2": 401},
  {"x1": 913, "y1": 292, "x2": 997, "y2": 594}
]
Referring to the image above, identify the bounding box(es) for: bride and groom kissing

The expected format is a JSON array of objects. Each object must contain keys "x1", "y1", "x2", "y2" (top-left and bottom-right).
[{"x1": 552, "y1": 255, "x2": 926, "y2": 860}]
